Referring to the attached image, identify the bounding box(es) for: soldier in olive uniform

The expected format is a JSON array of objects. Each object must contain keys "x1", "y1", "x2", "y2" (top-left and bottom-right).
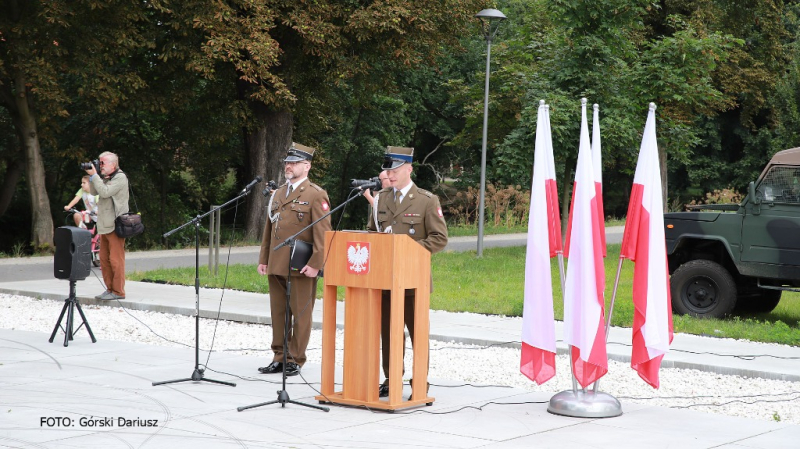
[
  {"x1": 367, "y1": 146, "x2": 448, "y2": 397},
  {"x1": 257, "y1": 143, "x2": 332, "y2": 377}
]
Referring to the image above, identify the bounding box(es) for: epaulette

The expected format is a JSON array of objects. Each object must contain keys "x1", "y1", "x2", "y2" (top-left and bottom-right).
[
  {"x1": 309, "y1": 182, "x2": 324, "y2": 191},
  {"x1": 417, "y1": 188, "x2": 434, "y2": 198}
]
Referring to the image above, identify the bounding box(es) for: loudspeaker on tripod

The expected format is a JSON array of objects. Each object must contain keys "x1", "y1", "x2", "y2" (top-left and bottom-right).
[{"x1": 54, "y1": 226, "x2": 92, "y2": 281}]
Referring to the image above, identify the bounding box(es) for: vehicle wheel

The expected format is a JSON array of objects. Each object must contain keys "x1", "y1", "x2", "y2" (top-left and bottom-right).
[
  {"x1": 671, "y1": 259, "x2": 737, "y2": 319},
  {"x1": 736, "y1": 289, "x2": 782, "y2": 314},
  {"x1": 92, "y1": 254, "x2": 101, "y2": 267}
]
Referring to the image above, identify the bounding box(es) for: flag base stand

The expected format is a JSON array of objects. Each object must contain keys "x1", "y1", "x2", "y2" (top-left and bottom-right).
[{"x1": 547, "y1": 389, "x2": 622, "y2": 418}]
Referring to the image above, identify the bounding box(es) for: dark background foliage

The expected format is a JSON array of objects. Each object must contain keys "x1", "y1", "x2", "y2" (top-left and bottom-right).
[{"x1": 2, "y1": 0, "x2": 800, "y2": 253}]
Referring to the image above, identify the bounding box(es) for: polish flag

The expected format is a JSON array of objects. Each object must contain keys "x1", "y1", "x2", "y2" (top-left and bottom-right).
[
  {"x1": 592, "y1": 104, "x2": 606, "y2": 257},
  {"x1": 620, "y1": 103, "x2": 674, "y2": 388},
  {"x1": 520, "y1": 101, "x2": 562, "y2": 385},
  {"x1": 563, "y1": 99, "x2": 608, "y2": 388}
]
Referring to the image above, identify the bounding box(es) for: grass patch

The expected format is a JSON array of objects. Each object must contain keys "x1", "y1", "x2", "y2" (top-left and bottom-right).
[
  {"x1": 128, "y1": 243, "x2": 800, "y2": 346},
  {"x1": 446, "y1": 218, "x2": 625, "y2": 237},
  {"x1": 447, "y1": 224, "x2": 529, "y2": 237},
  {"x1": 129, "y1": 265, "x2": 271, "y2": 295}
]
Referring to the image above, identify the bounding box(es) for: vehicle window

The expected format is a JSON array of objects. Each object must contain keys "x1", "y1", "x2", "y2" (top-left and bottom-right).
[{"x1": 758, "y1": 167, "x2": 800, "y2": 203}]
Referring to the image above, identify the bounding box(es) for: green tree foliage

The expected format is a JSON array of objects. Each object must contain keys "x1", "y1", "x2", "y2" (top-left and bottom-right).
[
  {"x1": 172, "y1": 0, "x2": 487, "y2": 238},
  {"x1": 0, "y1": 0, "x2": 171, "y2": 250},
  {"x1": 2, "y1": 0, "x2": 800, "y2": 254},
  {"x1": 0, "y1": 0, "x2": 486, "y2": 251},
  {"x1": 450, "y1": 0, "x2": 786, "y2": 220},
  {"x1": 641, "y1": 0, "x2": 789, "y2": 204}
]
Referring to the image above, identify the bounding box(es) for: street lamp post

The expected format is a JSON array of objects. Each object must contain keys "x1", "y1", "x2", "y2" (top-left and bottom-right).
[{"x1": 475, "y1": 8, "x2": 506, "y2": 257}]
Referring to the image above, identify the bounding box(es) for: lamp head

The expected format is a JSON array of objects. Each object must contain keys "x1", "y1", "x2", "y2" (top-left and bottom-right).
[{"x1": 475, "y1": 8, "x2": 507, "y2": 40}]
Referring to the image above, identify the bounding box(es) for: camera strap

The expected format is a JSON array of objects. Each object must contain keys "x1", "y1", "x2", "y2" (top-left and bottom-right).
[{"x1": 110, "y1": 172, "x2": 139, "y2": 216}]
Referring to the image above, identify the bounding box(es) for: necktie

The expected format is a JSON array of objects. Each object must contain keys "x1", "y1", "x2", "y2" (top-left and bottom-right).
[
  {"x1": 394, "y1": 189, "x2": 402, "y2": 205},
  {"x1": 286, "y1": 185, "x2": 293, "y2": 198}
]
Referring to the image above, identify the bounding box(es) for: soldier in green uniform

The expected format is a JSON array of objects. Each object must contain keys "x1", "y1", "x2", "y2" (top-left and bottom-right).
[
  {"x1": 257, "y1": 143, "x2": 332, "y2": 377},
  {"x1": 367, "y1": 146, "x2": 448, "y2": 397}
]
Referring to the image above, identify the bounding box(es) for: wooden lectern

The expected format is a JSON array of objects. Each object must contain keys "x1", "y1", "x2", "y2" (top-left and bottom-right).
[{"x1": 316, "y1": 231, "x2": 434, "y2": 410}]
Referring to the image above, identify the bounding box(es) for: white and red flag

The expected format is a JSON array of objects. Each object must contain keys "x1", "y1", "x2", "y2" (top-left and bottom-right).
[
  {"x1": 620, "y1": 103, "x2": 674, "y2": 388},
  {"x1": 563, "y1": 99, "x2": 608, "y2": 388},
  {"x1": 520, "y1": 101, "x2": 562, "y2": 385},
  {"x1": 592, "y1": 104, "x2": 606, "y2": 257}
]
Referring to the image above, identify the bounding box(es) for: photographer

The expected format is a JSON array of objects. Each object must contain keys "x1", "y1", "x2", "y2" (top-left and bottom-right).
[{"x1": 84, "y1": 151, "x2": 129, "y2": 300}]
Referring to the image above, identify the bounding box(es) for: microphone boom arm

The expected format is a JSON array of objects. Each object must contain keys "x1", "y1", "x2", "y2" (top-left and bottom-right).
[{"x1": 273, "y1": 188, "x2": 366, "y2": 252}]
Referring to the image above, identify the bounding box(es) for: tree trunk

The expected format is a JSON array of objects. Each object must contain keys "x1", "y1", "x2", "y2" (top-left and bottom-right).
[
  {"x1": 243, "y1": 103, "x2": 293, "y2": 240},
  {"x1": 10, "y1": 71, "x2": 54, "y2": 251},
  {"x1": 0, "y1": 158, "x2": 24, "y2": 217},
  {"x1": 336, "y1": 108, "x2": 363, "y2": 203}
]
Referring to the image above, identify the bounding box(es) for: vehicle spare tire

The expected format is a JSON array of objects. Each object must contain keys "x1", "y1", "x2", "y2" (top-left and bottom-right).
[{"x1": 670, "y1": 259, "x2": 737, "y2": 319}]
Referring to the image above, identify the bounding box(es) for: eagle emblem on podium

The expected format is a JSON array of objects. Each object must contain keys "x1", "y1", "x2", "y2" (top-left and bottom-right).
[{"x1": 346, "y1": 242, "x2": 370, "y2": 274}]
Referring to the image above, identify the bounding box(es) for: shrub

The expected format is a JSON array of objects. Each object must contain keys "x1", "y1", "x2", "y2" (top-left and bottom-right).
[
  {"x1": 448, "y1": 184, "x2": 530, "y2": 227},
  {"x1": 687, "y1": 187, "x2": 744, "y2": 207}
]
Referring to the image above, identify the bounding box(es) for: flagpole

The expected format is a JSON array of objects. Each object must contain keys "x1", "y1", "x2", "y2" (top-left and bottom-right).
[
  {"x1": 556, "y1": 251, "x2": 578, "y2": 393},
  {"x1": 549, "y1": 248, "x2": 622, "y2": 417},
  {"x1": 520, "y1": 100, "x2": 561, "y2": 387},
  {"x1": 547, "y1": 99, "x2": 620, "y2": 418},
  {"x1": 592, "y1": 257, "x2": 625, "y2": 394}
]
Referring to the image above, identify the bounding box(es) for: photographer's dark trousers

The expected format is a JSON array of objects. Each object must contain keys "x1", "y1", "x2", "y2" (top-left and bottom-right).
[{"x1": 100, "y1": 232, "x2": 126, "y2": 296}]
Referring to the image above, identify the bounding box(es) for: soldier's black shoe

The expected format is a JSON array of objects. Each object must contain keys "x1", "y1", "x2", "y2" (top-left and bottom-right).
[
  {"x1": 284, "y1": 362, "x2": 300, "y2": 377},
  {"x1": 257, "y1": 361, "x2": 283, "y2": 374},
  {"x1": 378, "y1": 383, "x2": 389, "y2": 398}
]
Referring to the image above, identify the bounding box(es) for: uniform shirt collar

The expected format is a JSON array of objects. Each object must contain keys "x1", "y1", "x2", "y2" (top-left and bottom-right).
[
  {"x1": 288, "y1": 177, "x2": 307, "y2": 192},
  {"x1": 394, "y1": 182, "x2": 414, "y2": 200}
]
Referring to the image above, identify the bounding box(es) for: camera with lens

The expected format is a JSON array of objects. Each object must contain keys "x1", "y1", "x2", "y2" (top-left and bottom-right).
[
  {"x1": 79, "y1": 159, "x2": 100, "y2": 171},
  {"x1": 351, "y1": 177, "x2": 382, "y2": 191}
]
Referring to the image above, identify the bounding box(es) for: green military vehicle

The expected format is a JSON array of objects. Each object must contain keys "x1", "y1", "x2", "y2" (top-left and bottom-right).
[{"x1": 665, "y1": 147, "x2": 800, "y2": 319}]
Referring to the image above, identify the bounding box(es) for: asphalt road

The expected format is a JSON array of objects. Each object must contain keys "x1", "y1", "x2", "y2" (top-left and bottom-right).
[{"x1": 0, "y1": 227, "x2": 624, "y2": 282}]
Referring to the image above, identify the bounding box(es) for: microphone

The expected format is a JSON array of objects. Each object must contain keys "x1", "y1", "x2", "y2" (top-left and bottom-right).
[
  {"x1": 262, "y1": 180, "x2": 279, "y2": 197},
  {"x1": 241, "y1": 176, "x2": 263, "y2": 193},
  {"x1": 351, "y1": 177, "x2": 382, "y2": 192}
]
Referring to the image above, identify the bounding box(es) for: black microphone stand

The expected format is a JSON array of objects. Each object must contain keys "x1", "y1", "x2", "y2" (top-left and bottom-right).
[
  {"x1": 152, "y1": 180, "x2": 262, "y2": 387},
  {"x1": 237, "y1": 188, "x2": 369, "y2": 413}
]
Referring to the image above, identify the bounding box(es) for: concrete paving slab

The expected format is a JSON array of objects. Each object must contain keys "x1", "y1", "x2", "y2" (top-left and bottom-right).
[
  {"x1": 1, "y1": 328, "x2": 798, "y2": 448},
  {"x1": 728, "y1": 425, "x2": 800, "y2": 448}
]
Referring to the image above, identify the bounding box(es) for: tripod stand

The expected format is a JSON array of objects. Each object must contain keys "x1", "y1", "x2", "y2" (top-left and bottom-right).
[
  {"x1": 153, "y1": 178, "x2": 262, "y2": 388},
  {"x1": 238, "y1": 188, "x2": 369, "y2": 413},
  {"x1": 49, "y1": 280, "x2": 97, "y2": 347}
]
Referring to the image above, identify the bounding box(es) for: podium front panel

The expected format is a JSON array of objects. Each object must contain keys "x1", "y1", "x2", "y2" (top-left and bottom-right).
[{"x1": 324, "y1": 231, "x2": 429, "y2": 291}]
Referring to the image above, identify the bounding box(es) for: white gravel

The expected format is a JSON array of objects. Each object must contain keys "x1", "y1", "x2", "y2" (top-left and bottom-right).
[{"x1": 2, "y1": 293, "x2": 799, "y2": 424}]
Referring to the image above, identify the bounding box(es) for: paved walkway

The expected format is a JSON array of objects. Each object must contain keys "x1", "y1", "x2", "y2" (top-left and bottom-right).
[
  {"x1": 1, "y1": 275, "x2": 799, "y2": 447},
  {"x1": 1, "y1": 276, "x2": 798, "y2": 382}
]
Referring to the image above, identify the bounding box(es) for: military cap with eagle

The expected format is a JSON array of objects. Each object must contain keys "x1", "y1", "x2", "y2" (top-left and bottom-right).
[
  {"x1": 284, "y1": 142, "x2": 316, "y2": 162},
  {"x1": 382, "y1": 146, "x2": 413, "y2": 170}
]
